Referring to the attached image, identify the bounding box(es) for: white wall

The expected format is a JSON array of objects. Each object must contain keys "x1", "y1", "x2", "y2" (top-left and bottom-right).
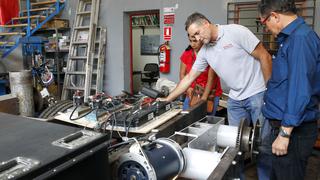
[
  {"x1": 62, "y1": 0, "x2": 320, "y2": 95},
  {"x1": 90, "y1": 0, "x2": 228, "y2": 95}
]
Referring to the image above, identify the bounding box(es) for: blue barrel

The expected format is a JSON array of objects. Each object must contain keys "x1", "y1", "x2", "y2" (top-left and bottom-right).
[{"x1": 0, "y1": 79, "x2": 7, "y2": 95}]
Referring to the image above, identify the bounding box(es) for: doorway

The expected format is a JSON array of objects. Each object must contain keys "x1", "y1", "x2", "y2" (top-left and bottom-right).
[{"x1": 129, "y1": 10, "x2": 160, "y2": 94}]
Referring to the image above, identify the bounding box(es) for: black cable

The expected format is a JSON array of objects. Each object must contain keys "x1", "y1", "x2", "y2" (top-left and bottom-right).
[
  {"x1": 125, "y1": 117, "x2": 133, "y2": 137},
  {"x1": 69, "y1": 105, "x2": 96, "y2": 121},
  {"x1": 95, "y1": 108, "x2": 100, "y2": 122},
  {"x1": 69, "y1": 105, "x2": 79, "y2": 120},
  {"x1": 107, "y1": 140, "x2": 133, "y2": 152},
  {"x1": 109, "y1": 112, "x2": 117, "y2": 141},
  {"x1": 107, "y1": 135, "x2": 150, "y2": 152},
  {"x1": 125, "y1": 109, "x2": 139, "y2": 137}
]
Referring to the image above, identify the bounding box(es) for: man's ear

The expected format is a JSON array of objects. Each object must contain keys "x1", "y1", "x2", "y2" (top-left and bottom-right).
[
  {"x1": 271, "y1": 12, "x2": 280, "y2": 23},
  {"x1": 203, "y1": 20, "x2": 210, "y2": 27}
]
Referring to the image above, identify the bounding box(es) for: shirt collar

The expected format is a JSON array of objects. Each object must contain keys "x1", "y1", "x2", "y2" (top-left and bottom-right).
[
  {"x1": 216, "y1": 24, "x2": 224, "y2": 41},
  {"x1": 281, "y1": 16, "x2": 305, "y2": 35},
  {"x1": 278, "y1": 17, "x2": 305, "y2": 43},
  {"x1": 207, "y1": 25, "x2": 224, "y2": 46}
]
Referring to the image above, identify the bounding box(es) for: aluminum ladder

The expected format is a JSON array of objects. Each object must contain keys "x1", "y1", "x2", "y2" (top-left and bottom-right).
[{"x1": 61, "y1": 0, "x2": 104, "y2": 102}]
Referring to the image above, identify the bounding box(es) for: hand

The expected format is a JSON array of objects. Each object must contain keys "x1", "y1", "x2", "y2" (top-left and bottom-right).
[
  {"x1": 272, "y1": 135, "x2": 290, "y2": 156},
  {"x1": 186, "y1": 88, "x2": 193, "y2": 98},
  {"x1": 156, "y1": 97, "x2": 168, "y2": 102},
  {"x1": 200, "y1": 96, "x2": 207, "y2": 101}
]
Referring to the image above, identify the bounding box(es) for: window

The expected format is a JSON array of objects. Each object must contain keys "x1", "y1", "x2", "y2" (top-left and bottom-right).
[{"x1": 227, "y1": 0, "x2": 316, "y2": 54}]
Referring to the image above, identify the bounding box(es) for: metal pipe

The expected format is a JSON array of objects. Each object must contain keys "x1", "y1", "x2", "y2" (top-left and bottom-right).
[
  {"x1": 27, "y1": 0, "x2": 31, "y2": 36},
  {"x1": 9, "y1": 70, "x2": 34, "y2": 117}
]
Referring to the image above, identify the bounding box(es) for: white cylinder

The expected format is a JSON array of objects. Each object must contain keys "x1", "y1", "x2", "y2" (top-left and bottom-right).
[
  {"x1": 180, "y1": 148, "x2": 221, "y2": 180},
  {"x1": 9, "y1": 70, "x2": 34, "y2": 117},
  {"x1": 217, "y1": 125, "x2": 239, "y2": 148}
]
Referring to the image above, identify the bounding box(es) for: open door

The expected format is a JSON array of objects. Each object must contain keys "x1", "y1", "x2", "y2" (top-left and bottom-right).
[{"x1": 129, "y1": 10, "x2": 160, "y2": 94}]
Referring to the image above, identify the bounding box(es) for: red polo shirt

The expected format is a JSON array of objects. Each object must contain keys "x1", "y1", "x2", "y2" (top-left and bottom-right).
[{"x1": 180, "y1": 49, "x2": 223, "y2": 97}]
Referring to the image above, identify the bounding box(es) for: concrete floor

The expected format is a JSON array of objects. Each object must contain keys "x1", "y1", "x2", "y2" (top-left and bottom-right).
[{"x1": 245, "y1": 149, "x2": 320, "y2": 180}]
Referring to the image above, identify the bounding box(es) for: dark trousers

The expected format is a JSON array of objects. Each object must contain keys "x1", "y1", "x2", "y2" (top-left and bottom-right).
[{"x1": 267, "y1": 120, "x2": 318, "y2": 180}]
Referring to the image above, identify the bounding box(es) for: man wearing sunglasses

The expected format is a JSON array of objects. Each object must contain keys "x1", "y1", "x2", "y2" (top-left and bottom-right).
[{"x1": 259, "y1": 0, "x2": 320, "y2": 179}]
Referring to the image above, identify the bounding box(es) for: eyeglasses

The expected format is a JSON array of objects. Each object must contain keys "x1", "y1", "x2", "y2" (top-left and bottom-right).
[
  {"x1": 189, "y1": 38, "x2": 199, "y2": 43},
  {"x1": 189, "y1": 31, "x2": 200, "y2": 39},
  {"x1": 260, "y1": 14, "x2": 271, "y2": 25}
]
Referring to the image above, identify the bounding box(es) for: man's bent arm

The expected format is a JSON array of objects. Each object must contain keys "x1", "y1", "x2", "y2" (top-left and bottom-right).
[
  {"x1": 164, "y1": 69, "x2": 201, "y2": 101},
  {"x1": 251, "y1": 42, "x2": 272, "y2": 82},
  {"x1": 201, "y1": 68, "x2": 215, "y2": 100}
]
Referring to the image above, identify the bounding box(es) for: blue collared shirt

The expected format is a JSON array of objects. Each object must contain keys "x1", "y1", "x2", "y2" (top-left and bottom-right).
[{"x1": 262, "y1": 17, "x2": 320, "y2": 127}]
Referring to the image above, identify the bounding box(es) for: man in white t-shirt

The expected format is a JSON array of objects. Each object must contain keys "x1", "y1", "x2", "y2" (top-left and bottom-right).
[{"x1": 159, "y1": 12, "x2": 272, "y2": 180}]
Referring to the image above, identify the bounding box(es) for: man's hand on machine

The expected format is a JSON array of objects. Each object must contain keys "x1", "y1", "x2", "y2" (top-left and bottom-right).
[
  {"x1": 156, "y1": 97, "x2": 169, "y2": 102},
  {"x1": 186, "y1": 88, "x2": 193, "y2": 98}
]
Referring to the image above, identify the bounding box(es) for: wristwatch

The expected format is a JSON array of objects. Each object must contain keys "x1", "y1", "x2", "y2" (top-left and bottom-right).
[{"x1": 279, "y1": 127, "x2": 291, "y2": 138}]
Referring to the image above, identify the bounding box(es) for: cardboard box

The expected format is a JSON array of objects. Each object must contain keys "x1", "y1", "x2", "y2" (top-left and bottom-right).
[
  {"x1": 43, "y1": 19, "x2": 69, "y2": 29},
  {"x1": 0, "y1": 94, "x2": 19, "y2": 115}
]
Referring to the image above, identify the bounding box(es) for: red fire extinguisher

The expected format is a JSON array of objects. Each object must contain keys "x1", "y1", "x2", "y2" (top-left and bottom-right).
[{"x1": 158, "y1": 41, "x2": 171, "y2": 73}]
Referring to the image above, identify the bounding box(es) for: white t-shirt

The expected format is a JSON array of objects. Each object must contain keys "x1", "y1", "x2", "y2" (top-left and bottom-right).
[{"x1": 192, "y1": 24, "x2": 265, "y2": 100}]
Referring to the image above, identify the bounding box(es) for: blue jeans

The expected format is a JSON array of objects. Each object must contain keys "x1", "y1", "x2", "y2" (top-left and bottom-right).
[
  {"x1": 227, "y1": 91, "x2": 272, "y2": 180},
  {"x1": 227, "y1": 91, "x2": 265, "y2": 126},
  {"x1": 208, "y1": 96, "x2": 220, "y2": 115},
  {"x1": 182, "y1": 96, "x2": 190, "y2": 111},
  {"x1": 258, "y1": 117, "x2": 273, "y2": 180},
  {"x1": 183, "y1": 96, "x2": 220, "y2": 115}
]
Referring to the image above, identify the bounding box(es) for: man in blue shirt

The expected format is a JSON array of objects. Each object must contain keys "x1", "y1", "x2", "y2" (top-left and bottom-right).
[{"x1": 259, "y1": 0, "x2": 319, "y2": 179}]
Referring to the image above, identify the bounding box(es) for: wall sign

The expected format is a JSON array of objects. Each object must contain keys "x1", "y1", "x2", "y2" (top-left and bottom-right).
[
  {"x1": 163, "y1": 6, "x2": 176, "y2": 25},
  {"x1": 164, "y1": 14, "x2": 175, "y2": 24},
  {"x1": 163, "y1": 26, "x2": 172, "y2": 41}
]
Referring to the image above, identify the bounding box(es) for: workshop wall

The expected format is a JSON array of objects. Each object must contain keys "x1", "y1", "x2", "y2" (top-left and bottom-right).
[
  {"x1": 63, "y1": 0, "x2": 227, "y2": 95},
  {"x1": 63, "y1": 0, "x2": 319, "y2": 96}
]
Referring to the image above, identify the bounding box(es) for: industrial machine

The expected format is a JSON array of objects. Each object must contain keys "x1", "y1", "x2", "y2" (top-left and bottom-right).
[
  {"x1": 0, "y1": 113, "x2": 111, "y2": 180},
  {"x1": 113, "y1": 116, "x2": 261, "y2": 180},
  {"x1": 52, "y1": 87, "x2": 180, "y2": 135}
]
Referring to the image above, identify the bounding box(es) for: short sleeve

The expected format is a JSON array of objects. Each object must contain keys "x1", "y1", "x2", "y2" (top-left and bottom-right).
[{"x1": 232, "y1": 24, "x2": 260, "y2": 54}]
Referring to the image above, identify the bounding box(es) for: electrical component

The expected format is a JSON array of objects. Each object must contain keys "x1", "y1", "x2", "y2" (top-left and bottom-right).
[
  {"x1": 88, "y1": 93, "x2": 105, "y2": 109},
  {"x1": 140, "y1": 87, "x2": 164, "y2": 99},
  {"x1": 72, "y1": 90, "x2": 84, "y2": 106},
  {"x1": 114, "y1": 116, "x2": 262, "y2": 179},
  {"x1": 116, "y1": 138, "x2": 184, "y2": 180}
]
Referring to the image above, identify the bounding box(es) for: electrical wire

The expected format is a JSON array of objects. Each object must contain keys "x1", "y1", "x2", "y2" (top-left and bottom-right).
[
  {"x1": 107, "y1": 135, "x2": 148, "y2": 152},
  {"x1": 109, "y1": 111, "x2": 117, "y2": 141},
  {"x1": 130, "y1": 137, "x2": 153, "y2": 168},
  {"x1": 69, "y1": 105, "x2": 96, "y2": 121},
  {"x1": 107, "y1": 140, "x2": 133, "y2": 152},
  {"x1": 125, "y1": 109, "x2": 139, "y2": 137}
]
